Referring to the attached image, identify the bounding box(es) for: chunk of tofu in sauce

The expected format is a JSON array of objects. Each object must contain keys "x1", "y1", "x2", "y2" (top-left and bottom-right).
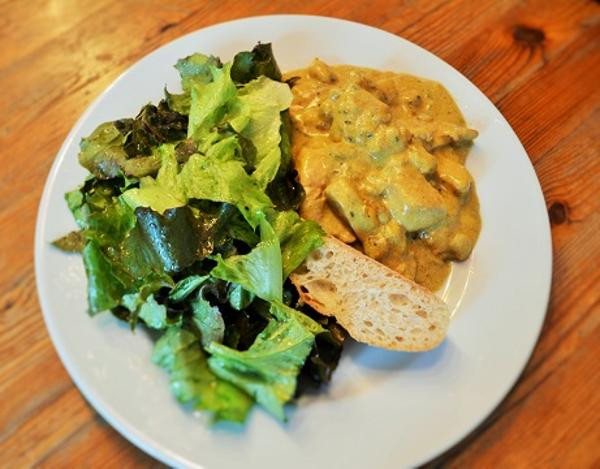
[{"x1": 285, "y1": 59, "x2": 481, "y2": 291}]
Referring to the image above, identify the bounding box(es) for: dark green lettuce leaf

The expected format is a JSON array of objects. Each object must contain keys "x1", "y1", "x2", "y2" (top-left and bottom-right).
[
  {"x1": 134, "y1": 206, "x2": 211, "y2": 274},
  {"x1": 174, "y1": 138, "x2": 198, "y2": 163},
  {"x1": 66, "y1": 179, "x2": 164, "y2": 314},
  {"x1": 66, "y1": 180, "x2": 175, "y2": 314},
  {"x1": 295, "y1": 308, "x2": 347, "y2": 396},
  {"x1": 225, "y1": 210, "x2": 260, "y2": 246},
  {"x1": 231, "y1": 43, "x2": 282, "y2": 84},
  {"x1": 221, "y1": 304, "x2": 268, "y2": 351},
  {"x1": 152, "y1": 327, "x2": 253, "y2": 423},
  {"x1": 122, "y1": 101, "x2": 188, "y2": 158},
  {"x1": 265, "y1": 170, "x2": 305, "y2": 213},
  {"x1": 265, "y1": 111, "x2": 305, "y2": 211},
  {"x1": 78, "y1": 100, "x2": 187, "y2": 180},
  {"x1": 81, "y1": 191, "x2": 135, "y2": 247},
  {"x1": 78, "y1": 122, "x2": 162, "y2": 179},
  {"x1": 278, "y1": 110, "x2": 293, "y2": 176}
]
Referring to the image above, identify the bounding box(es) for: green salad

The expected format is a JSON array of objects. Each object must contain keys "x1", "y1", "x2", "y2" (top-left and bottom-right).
[{"x1": 53, "y1": 44, "x2": 346, "y2": 423}]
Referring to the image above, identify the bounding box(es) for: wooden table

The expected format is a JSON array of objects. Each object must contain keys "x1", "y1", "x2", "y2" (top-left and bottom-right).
[{"x1": 1, "y1": 0, "x2": 598, "y2": 467}]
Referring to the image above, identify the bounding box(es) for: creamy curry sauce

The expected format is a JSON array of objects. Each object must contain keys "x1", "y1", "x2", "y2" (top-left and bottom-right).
[{"x1": 284, "y1": 59, "x2": 481, "y2": 291}]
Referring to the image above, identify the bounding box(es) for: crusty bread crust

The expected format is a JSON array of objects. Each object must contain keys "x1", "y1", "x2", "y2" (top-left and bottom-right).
[{"x1": 290, "y1": 236, "x2": 449, "y2": 351}]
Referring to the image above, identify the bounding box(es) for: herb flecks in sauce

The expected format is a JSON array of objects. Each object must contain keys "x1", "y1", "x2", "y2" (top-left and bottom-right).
[{"x1": 285, "y1": 59, "x2": 481, "y2": 291}]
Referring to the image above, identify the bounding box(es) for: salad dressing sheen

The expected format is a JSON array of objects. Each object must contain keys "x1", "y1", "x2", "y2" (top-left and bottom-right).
[{"x1": 284, "y1": 60, "x2": 481, "y2": 291}]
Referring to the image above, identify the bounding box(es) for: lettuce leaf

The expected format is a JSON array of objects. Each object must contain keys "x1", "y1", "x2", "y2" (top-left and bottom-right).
[
  {"x1": 227, "y1": 283, "x2": 255, "y2": 311},
  {"x1": 176, "y1": 53, "x2": 221, "y2": 92},
  {"x1": 121, "y1": 144, "x2": 186, "y2": 214},
  {"x1": 122, "y1": 101, "x2": 188, "y2": 158},
  {"x1": 82, "y1": 240, "x2": 129, "y2": 313},
  {"x1": 134, "y1": 206, "x2": 211, "y2": 273},
  {"x1": 137, "y1": 294, "x2": 172, "y2": 329},
  {"x1": 165, "y1": 54, "x2": 221, "y2": 115},
  {"x1": 152, "y1": 327, "x2": 253, "y2": 423},
  {"x1": 169, "y1": 275, "x2": 209, "y2": 303},
  {"x1": 52, "y1": 230, "x2": 84, "y2": 252},
  {"x1": 207, "y1": 301, "x2": 323, "y2": 421},
  {"x1": 79, "y1": 100, "x2": 188, "y2": 179},
  {"x1": 78, "y1": 122, "x2": 132, "y2": 179},
  {"x1": 210, "y1": 215, "x2": 282, "y2": 302},
  {"x1": 229, "y1": 77, "x2": 293, "y2": 188},
  {"x1": 123, "y1": 141, "x2": 272, "y2": 228},
  {"x1": 68, "y1": 180, "x2": 166, "y2": 314},
  {"x1": 268, "y1": 210, "x2": 325, "y2": 278},
  {"x1": 190, "y1": 293, "x2": 225, "y2": 347},
  {"x1": 295, "y1": 308, "x2": 347, "y2": 396},
  {"x1": 231, "y1": 43, "x2": 282, "y2": 84},
  {"x1": 179, "y1": 153, "x2": 272, "y2": 228},
  {"x1": 67, "y1": 180, "x2": 136, "y2": 246},
  {"x1": 188, "y1": 63, "x2": 237, "y2": 143}
]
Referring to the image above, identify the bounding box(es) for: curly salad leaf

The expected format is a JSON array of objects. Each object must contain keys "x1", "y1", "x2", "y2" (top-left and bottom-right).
[{"x1": 53, "y1": 43, "x2": 345, "y2": 423}]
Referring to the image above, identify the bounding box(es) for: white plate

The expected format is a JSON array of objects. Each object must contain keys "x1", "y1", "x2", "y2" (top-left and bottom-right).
[{"x1": 35, "y1": 15, "x2": 552, "y2": 468}]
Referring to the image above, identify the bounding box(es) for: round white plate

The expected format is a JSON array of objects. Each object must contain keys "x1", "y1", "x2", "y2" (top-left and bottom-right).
[{"x1": 35, "y1": 15, "x2": 552, "y2": 468}]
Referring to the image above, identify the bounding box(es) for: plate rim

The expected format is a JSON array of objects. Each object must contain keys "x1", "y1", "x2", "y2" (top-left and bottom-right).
[{"x1": 34, "y1": 14, "x2": 553, "y2": 468}]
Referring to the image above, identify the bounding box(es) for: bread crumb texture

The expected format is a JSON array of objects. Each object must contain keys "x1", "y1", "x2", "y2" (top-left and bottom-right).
[{"x1": 291, "y1": 236, "x2": 450, "y2": 351}]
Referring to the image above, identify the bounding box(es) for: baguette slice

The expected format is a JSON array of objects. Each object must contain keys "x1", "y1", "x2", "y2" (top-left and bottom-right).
[{"x1": 290, "y1": 236, "x2": 450, "y2": 351}]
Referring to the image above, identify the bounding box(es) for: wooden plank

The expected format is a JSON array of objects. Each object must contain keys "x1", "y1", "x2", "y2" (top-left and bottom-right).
[
  {"x1": 37, "y1": 417, "x2": 161, "y2": 468},
  {"x1": 0, "y1": 387, "x2": 95, "y2": 465}
]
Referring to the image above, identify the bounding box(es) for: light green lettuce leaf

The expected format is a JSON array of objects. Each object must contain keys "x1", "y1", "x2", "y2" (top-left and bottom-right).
[
  {"x1": 179, "y1": 154, "x2": 271, "y2": 228},
  {"x1": 122, "y1": 142, "x2": 271, "y2": 227},
  {"x1": 190, "y1": 292, "x2": 225, "y2": 347},
  {"x1": 166, "y1": 54, "x2": 221, "y2": 114},
  {"x1": 188, "y1": 63, "x2": 237, "y2": 142},
  {"x1": 169, "y1": 275, "x2": 209, "y2": 303},
  {"x1": 269, "y1": 300, "x2": 325, "y2": 336},
  {"x1": 267, "y1": 209, "x2": 325, "y2": 278},
  {"x1": 82, "y1": 240, "x2": 129, "y2": 314},
  {"x1": 227, "y1": 283, "x2": 255, "y2": 311},
  {"x1": 207, "y1": 300, "x2": 323, "y2": 421},
  {"x1": 121, "y1": 144, "x2": 186, "y2": 214},
  {"x1": 210, "y1": 215, "x2": 282, "y2": 302},
  {"x1": 137, "y1": 294, "x2": 169, "y2": 329},
  {"x1": 203, "y1": 134, "x2": 243, "y2": 163},
  {"x1": 175, "y1": 53, "x2": 220, "y2": 92},
  {"x1": 152, "y1": 327, "x2": 253, "y2": 423},
  {"x1": 229, "y1": 77, "x2": 293, "y2": 188}
]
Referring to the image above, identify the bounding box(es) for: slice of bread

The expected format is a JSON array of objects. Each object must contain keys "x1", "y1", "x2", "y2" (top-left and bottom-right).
[{"x1": 290, "y1": 236, "x2": 450, "y2": 351}]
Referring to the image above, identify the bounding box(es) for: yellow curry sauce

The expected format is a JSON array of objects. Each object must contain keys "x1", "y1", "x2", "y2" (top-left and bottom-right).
[{"x1": 284, "y1": 59, "x2": 481, "y2": 291}]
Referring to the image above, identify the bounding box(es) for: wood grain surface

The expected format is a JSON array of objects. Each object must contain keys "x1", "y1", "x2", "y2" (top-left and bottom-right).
[{"x1": 1, "y1": 0, "x2": 599, "y2": 467}]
